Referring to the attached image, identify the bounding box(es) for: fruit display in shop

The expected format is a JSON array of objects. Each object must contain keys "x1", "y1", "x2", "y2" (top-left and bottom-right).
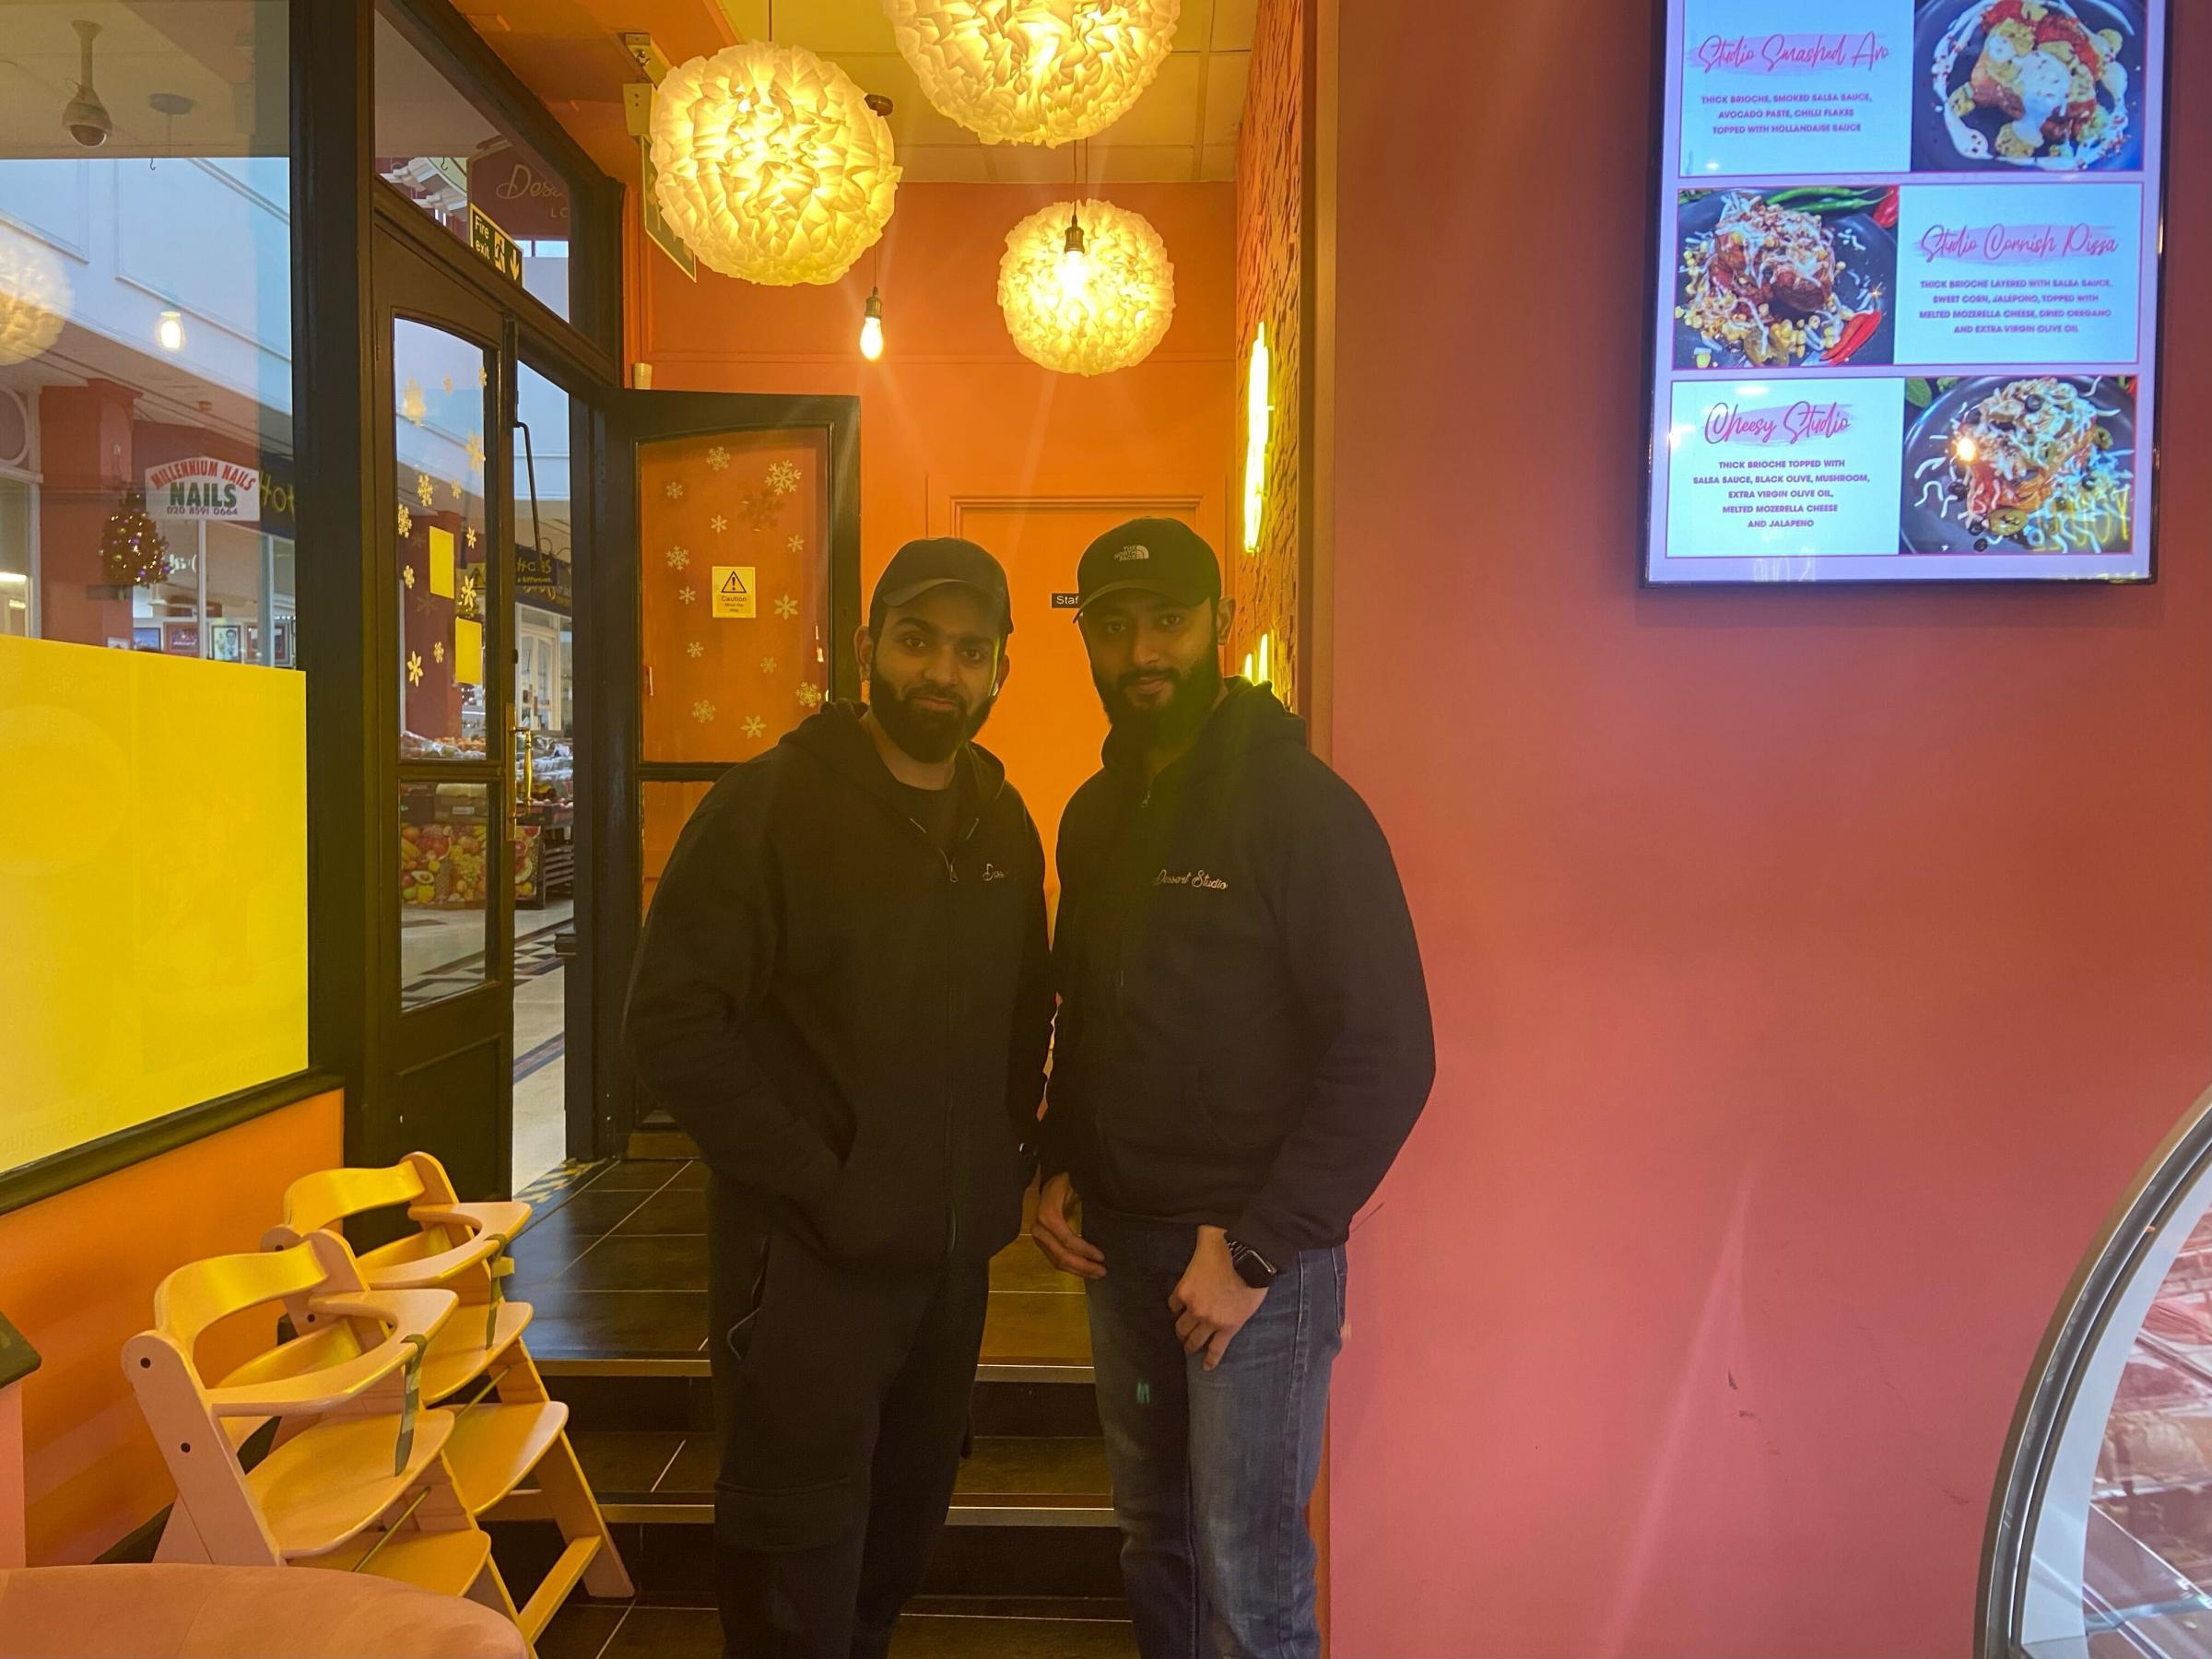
[{"x1": 399, "y1": 821, "x2": 489, "y2": 907}]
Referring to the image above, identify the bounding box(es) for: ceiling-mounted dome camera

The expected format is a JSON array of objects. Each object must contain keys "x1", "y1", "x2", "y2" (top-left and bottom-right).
[{"x1": 64, "y1": 19, "x2": 111, "y2": 148}]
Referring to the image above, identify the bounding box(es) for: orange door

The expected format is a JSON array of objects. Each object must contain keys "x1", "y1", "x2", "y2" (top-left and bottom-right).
[{"x1": 948, "y1": 497, "x2": 1221, "y2": 905}]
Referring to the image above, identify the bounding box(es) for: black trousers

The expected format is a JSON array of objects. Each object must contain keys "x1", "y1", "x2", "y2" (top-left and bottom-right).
[{"x1": 708, "y1": 1197, "x2": 990, "y2": 1659}]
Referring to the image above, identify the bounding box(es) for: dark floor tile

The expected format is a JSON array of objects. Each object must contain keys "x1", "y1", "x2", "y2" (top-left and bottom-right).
[
  {"x1": 582, "y1": 1159, "x2": 688, "y2": 1193},
  {"x1": 601, "y1": 1605, "x2": 722, "y2": 1659},
  {"x1": 956, "y1": 1436, "x2": 1111, "y2": 1500},
  {"x1": 572, "y1": 1430, "x2": 686, "y2": 1498},
  {"x1": 970, "y1": 1378, "x2": 1102, "y2": 1439},
  {"x1": 906, "y1": 1597, "x2": 1130, "y2": 1622},
  {"x1": 510, "y1": 1211, "x2": 605, "y2": 1280},
  {"x1": 619, "y1": 1188, "x2": 708, "y2": 1235},
  {"x1": 659, "y1": 1433, "x2": 716, "y2": 1494},
  {"x1": 535, "y1": 1600, "x2": 628, "y2": 1659},
  {"x1": 566, "y1": 1232, "x2": 711, "y2": 1292},
  {"x1": 891, "y1": 1615, "x2": 1136, "y2": 1657},
  {"x1": 668, "y1": 1160, "x2": 709, "y2": 1190},
  {"x1": 922, "y1": 1527, "x2": 1123, "y2": 1599},
  {"x1": 527, "y1": 1290, "x2": 709, "y2": 1359},
  {"x1": 534, "y1": 1187, "x2": 655, "y2": 1235},
  {"x1": 545, "y1": 1373, "x2": 712, "y2": 1434}
]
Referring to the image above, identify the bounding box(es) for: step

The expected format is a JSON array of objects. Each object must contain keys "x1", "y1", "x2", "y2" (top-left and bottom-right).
[
  {"x1": 563, "y1": 1430, "x2": 1112, "y2": 1522},
  {"x1": 535, "y1": 1601, "x2": 1138, "y2": 1658}
]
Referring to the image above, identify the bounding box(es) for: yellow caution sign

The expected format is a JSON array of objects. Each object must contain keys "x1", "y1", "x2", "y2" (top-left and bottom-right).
[{"x1": 712, "y1": 565, "x2": 757, "y2": 619}]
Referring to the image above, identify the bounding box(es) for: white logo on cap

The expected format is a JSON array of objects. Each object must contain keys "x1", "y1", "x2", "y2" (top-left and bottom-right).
[{"x1": 1115, "y1": 545, "x2": 1150, "y2": 561}]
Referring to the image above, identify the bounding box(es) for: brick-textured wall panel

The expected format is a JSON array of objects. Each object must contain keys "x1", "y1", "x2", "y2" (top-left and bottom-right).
[{"x1": 1233, "y1": 0, "x2": 1301, "y2": 711}]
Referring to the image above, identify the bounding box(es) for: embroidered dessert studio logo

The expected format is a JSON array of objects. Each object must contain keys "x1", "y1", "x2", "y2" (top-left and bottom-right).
[
  {"x1": 1115, "y1": 545, "x2": 1150, "y2": 561},
  {"x1": 1156, "y1": 868, "x2": 1229, "y2": 890}
]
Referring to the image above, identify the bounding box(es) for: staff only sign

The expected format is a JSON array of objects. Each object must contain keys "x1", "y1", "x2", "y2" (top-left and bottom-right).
[{"x1": 145, "y1": 456, "x2": 261, "y2": 524}]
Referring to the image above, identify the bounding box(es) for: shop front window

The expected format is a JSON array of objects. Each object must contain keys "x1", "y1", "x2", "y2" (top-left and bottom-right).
[
  {"x1": 0, "y1": 6, "x2": 294, "y2": 665},
  {"x1": 0, "y1": 0, "x2": 302, "y2": 1178},
  {"x1": 372, "y1": 2, "x2": 575, "y2": 323}
]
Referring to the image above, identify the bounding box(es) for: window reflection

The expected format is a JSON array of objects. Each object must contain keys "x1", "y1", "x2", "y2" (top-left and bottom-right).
[
  {"x1": 372, "y1": 3, "x2": 573, "y2": 321},
  {"x1": 0, "y1": 1, "x2": 293, "y2": 665}
]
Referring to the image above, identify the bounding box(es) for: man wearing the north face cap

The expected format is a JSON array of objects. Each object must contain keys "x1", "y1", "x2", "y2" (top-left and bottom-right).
[
  {"x1": 1032, "y1": 518, "x2": 1434, "y2": 1659},
  {"x1": 626, "y1": 537, "x2": 1053, "y2": 1658}
]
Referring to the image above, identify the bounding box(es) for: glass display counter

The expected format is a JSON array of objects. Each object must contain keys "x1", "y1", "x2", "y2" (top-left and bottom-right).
[{"x1": 1984, "y1": 1088, "x2": 2212, "y2": 1658}]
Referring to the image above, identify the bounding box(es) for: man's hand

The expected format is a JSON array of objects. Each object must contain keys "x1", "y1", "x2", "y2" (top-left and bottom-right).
[
  {"x1": 1033, "y1": 1172, "x2": 1106, "y2": 1280},
  {"x1": 1170, "y1": 1227, "x2": 1267, "y2": 1371}
]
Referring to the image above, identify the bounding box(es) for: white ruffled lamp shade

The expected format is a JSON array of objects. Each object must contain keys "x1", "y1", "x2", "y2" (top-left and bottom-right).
[
  {"x1": 883, "y1": 0, "x2": 1182, "y2": 147},
  {"x1": 997, "y1": 197, "x2": 1174, "y2": 376},
  {"x1": 650, "y1": 41, "x2": 901, "y2": 286}
]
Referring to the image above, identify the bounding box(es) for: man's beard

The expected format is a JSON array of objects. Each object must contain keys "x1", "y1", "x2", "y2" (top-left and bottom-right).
[
  {"x1": 1093, "y1": 649, "x2": 1222, "y2": 750},
  {"x1": 867, "y1": 668, "x2": 994, "y2": 764}
]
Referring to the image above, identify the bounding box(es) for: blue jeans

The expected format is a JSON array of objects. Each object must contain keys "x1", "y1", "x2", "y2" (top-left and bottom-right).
[{"x1": 1082, "y1": 1208, "x2": 1346, "y2": 1659}]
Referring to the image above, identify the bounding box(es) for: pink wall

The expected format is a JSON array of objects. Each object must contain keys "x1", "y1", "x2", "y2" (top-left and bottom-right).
[{"x1": 1324, "y1": 5, "x2": 2212, "y2": 1655}]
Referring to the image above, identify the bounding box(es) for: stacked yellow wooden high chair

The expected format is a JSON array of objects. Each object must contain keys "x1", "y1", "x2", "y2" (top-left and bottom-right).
[
  {"x1": 124, "y1": 1153, "x2": 629, "y2": 1657},
  {"x1": 124, "y1": 1230, "x2": 520, "y2": 1617},
  {"x1": 259, "y1": 1153, "x2": 632, "y2": 1630}
]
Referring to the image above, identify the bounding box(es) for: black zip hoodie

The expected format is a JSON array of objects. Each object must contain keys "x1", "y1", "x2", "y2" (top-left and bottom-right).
[
  {"x1": 624, "y1": 701, "x2": 1053, "y2": 1269},
  {"x1": 1041, "y1": 680, "x2": 1434, "y2": 1266}
]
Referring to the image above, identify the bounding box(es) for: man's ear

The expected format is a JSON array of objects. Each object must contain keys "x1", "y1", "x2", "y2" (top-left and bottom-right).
[
  {"x1": 853, "y1": 624, "x2": 875, "y2": 687},
  {"x1": 994, "y1": 645, "x2": 1014, "y2": 699},
  {"x1": 1214, "y1": 596, "x2": 1237, "y2": 644}
]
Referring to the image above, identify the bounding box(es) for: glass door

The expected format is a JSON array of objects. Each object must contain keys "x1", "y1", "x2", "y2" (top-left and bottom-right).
[
  {"x1": 511, "y1": 360, "x2": 581, "y2": 1188},
  {"x1": 588, "y1": 392, "x2": 859, "y2": 1150},
  {"x1": 376, "y1": 232, "x2": 514, "y2": 1200}
]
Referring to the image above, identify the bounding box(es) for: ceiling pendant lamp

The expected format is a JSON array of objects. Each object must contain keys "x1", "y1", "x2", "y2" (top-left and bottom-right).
[
  {"x1": 997, "y1": 196, "x2": 1173, "y2": 376},
  {"x1": 883, "y1": 0, "x2": 1182, "y2": 147},
  {"x1": 650, "y1": 41, "x2": 900, "y2": 286}
]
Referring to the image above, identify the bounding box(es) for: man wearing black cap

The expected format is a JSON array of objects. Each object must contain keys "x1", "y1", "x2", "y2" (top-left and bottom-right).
[
  {"x1": 1032, "y1": 519, "x2": 1434, "y2": 1659},
  {"x1": 626, "y1": 538, "x2": 1053, "y2": 1659}
]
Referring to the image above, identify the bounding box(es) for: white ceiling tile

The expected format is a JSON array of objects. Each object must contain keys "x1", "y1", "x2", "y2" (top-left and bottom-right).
[
  {"x1": 1092, "y1": 145, "x2": 1200, "y2": 184},
  {"x1": 1208, "y1": 0, "x2": 1258, "y2": 52},
  {"x1": 719, "y1": 0, "x2": 770, "y2": 40},
  {"x1": 1094, "y1": 50, "x2": 1204, "y2": 147},
  {"x1": 985, "y1": 145, "x2": 1090, "y2": 185},
  {"x1": 1173, "y1": 0, "x2": 1218, "y2": 52},
  {"x1": 896, "y1": 145, "x2": 994, "y2": 182},
  {"x1": 1201, "y1": 50, "x2": 1247, "y2": 147},
  {"x1": 1200, "y1": 142, "x2": 1237, "y2": 182},
  {"x1": 765, "y1": 0, "x2": 900, "y2": 53}
]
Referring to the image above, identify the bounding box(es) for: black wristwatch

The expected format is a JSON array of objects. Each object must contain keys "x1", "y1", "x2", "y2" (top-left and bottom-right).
[{"x1": 1224, "y1": 1235, "x2": 1279, "y2": 1288}]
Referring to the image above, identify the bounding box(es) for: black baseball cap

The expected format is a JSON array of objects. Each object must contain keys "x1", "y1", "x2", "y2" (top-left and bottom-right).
[
  {"x1": 1074, "y1": 518, "x2": 1221, "y2": 617},
  {"x1": 872, "y1": 536, "x2": 1013, "y2": 637}
]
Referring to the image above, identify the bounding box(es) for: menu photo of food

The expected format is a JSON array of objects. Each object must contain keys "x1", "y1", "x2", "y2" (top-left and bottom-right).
[
  {"x1": 1674, "y1": 188, "x2": 1900, "y2": 371},
  {"x1": 1899, "y1": 372, "x2": 2136, "y2": 553},
  {"x1": 1912, "y1": 0, "x2": 2147, "y2": 171}
]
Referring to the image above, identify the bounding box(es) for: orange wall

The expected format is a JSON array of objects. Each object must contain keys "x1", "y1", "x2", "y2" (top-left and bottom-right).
[
  {"x1": 636, "y1": 180, "x2": 1240, "y2": 841},
  {"x1": 0, "y1": 1091, "x2": 344, "y2": 1564},
  {"x1": 1323, "y1": 4, "x2": 2212, "y2": 1656}
]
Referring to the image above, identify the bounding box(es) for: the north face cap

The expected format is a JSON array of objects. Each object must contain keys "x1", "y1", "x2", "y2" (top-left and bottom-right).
[{"x1": 1073, "y1": 517, "x2": 1222, "y2": 617}]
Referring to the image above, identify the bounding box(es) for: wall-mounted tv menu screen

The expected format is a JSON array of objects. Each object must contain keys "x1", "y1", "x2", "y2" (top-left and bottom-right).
[{"x1": 1645, "y1": 0, "x2": 2167, "y2": 584}]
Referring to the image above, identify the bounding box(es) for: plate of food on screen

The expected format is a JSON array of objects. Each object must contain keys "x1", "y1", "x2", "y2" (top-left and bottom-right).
[
  {"x1": 1673, "y1": 188, "x2": 1898, "y2": 371},
  {"x1": 1914, "y1": 0, "x2": 2145, "y2": 171},
  {"x1": 1900, "y1": 375, "x2": 2136, "y2": 554}
]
